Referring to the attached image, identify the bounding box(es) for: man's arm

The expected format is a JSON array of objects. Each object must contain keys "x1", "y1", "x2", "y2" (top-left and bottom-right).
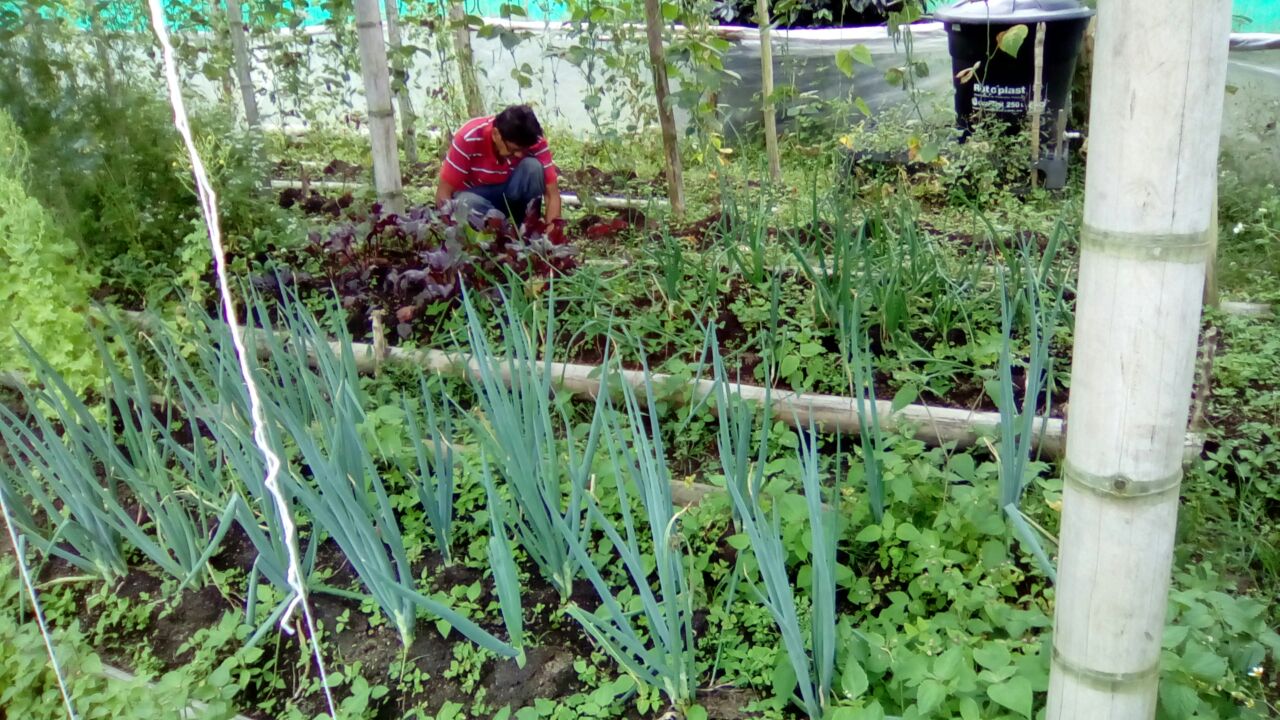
[
  {"x1": 435, "y1": 177, "x2": 457, "y2": 208},
  {"x1": 544, "y1": 181, "x2": 562, "y2": 223},
  {"x1": 438, "y1": 124, "x2": 474, "y2": 207},
  {"x1": 530, "y1": 141, "x2": 561, "y2": 222}
]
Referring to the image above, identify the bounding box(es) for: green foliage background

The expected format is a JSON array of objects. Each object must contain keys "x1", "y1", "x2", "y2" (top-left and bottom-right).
[{"x1": 0, "y1": 110, "x2": 98, "y2": 393}]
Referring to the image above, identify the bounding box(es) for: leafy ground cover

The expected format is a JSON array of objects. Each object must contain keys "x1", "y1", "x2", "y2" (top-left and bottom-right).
[
  {"x1": 2, "y1": 116, "x2": 1278, "y2": 720},
  {"x1": 258, "y1": 172, "x2": 1074, "y2": 424},
  {"x1": 3, "y1": 284, "x2": 1276, "y2": 719}
]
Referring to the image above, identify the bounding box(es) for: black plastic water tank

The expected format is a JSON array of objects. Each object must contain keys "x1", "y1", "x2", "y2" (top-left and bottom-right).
[{"x1": 935, "y1": 0, "x2": 1094, "y2": 136}]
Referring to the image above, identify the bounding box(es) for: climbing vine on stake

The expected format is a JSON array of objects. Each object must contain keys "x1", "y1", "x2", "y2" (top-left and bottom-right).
[
  {"x1": 450, "y1": 1, "x2": 485, "y2": 117},
  {"x1": 643, "y1": 0, "x2": 686, "y2": 216},
  {"x1": 757, "y1": 0, "x2": 781, "y2": 182},
  {"x1": 383, "y1": 0, "x2": 419, "y2": 164}
]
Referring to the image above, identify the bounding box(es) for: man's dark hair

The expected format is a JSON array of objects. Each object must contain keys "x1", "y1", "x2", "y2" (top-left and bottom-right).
[{"x1": 493, "y1": 105, "x2": 543, "y2": 148}]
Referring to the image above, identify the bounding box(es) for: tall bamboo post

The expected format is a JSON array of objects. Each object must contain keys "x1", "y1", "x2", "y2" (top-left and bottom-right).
[
  {"x1": 1046, "y1": 2, "x2": 1234, "y2": 718},
  {"x1": 755, "y1": 0, "x2": 781, "y2": 183},
  {"x1": 449, "y1": 1, "x2": 484, "y2": 118},
  {"x1": 354, "y1": 0, "x2": 405, "y2": 213},
  {"x1": 226, "y1": 0, "x2": 260, "y2": 128},
  {"x1": 383, "y1": 0, "x2": 419, "y2": 164},
  {"x1": 642, "y1": 0, "x2": 686, "y2": 217}
]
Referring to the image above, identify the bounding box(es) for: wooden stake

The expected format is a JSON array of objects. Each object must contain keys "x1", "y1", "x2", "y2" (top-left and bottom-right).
[
  {"x1": 207, "y1": 0, "x2": 237, "y2": 102},
  {"x1": 449, "y1": 1, "x2": 485, "y2": 118},
  {"x1": 226, "y1": 0, "x2": 259, "y2": 128},
  {"x1": 353, "y1": 0, "x2": 405, "y2": 213},
  {"x1": 1204, "y1": 185, "x2": 1220, "y2": 308},
  {"x1": 756, "y1": 0, "x2": 781, "y2": 183},
  {"x1": 1029, "y1": 21, "x2": 1046, "y2": 188},
  {"x1": 1046, "y1": 2, "x2": 1233, "y2": 718},
  {"x1": 642, "y1": 0, "x2": 686, "y2": 217},
  {"x1": 383, "y1": 0, "x2": 419, "y2": 165},
  {"x1": 85, "y1": 0, "x2": 118, "y2": 98},
  {"x1": 23, "y1": 4, "x2": 53, "y2": 87}
]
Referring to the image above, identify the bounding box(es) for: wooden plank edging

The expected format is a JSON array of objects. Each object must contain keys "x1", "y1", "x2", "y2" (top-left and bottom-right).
[{"x1": 104, "y1": 312, "x2": 1204, "y2": 463}]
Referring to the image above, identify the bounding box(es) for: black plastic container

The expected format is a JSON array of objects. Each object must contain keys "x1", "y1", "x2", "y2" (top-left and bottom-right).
[{"x1": 935, "y1": 0, "x2": 1094, "y2": 136}]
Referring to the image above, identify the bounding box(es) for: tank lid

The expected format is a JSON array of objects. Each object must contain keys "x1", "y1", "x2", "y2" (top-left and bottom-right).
[{"x1": 933, "y1": 0, "x2": 1096, "y2": 24}]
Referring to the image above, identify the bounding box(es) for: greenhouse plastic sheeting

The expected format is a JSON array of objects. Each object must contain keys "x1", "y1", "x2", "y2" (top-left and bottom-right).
[
  {"x1": 235, "y1": 21, "x2": 1278, "y2": 180},
  {"x1": 1220, "y1": 40, "x2": 1280, "y2": 183},
  {"x1": 133, "y1": 0, "x2": 1280, "y2": 31},
  {"x1": 712, "y1": 22, "x2": 958, "y2": 135},
  {"x1": 711, "y1": 26, "x2": 1280, "y2": 141}
]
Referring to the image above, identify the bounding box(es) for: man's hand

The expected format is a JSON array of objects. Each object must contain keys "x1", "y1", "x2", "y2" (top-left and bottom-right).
[
  {"x1": 544, "y1": 181, "x2": 562, "y2": 223},
  {"x1": 435, "y1": 178, "x2": 456, "y2": 209}
]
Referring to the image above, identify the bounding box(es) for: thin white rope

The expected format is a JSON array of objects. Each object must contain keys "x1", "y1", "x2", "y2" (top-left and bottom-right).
[
  {"x1": 0, "y1": 497, "x2": 79, "y2": 719},
  {"x1": 144, "y1": 2, "x2": 336, "y2": 716}
]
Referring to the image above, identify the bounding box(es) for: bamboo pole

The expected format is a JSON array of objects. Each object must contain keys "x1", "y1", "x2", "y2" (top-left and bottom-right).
[
  {"x1": 382, "y1": 0, "x2": 419, "y2": 164},
  {"x1": 756, "y1": 0, "x2": 781, "y2": 183},
  {"x1": 1046, "y1": 1, "x2": 1234, "y2": 718},
  {"x1": 353, "y1": 0, "x2": 406, "y2": 213},
  {"x1": 449, "y1": 1, "x2": 485, "y2": 118},
  {"x1": 226, "y1": 0, "x2": 260, "y2": 128},
  {"x1": 642, "y1": 0, "x2": 686, "y2": 217}
]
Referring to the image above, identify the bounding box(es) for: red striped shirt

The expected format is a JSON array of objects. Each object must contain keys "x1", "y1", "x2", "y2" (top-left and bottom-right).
[{"x1": 440, "y1": 116, "x2": 559, "y2": 190}]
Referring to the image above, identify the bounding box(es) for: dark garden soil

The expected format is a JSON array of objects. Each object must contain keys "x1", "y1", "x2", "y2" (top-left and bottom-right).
[
  {"x1": 557, "y1": 166, "x2": 665, "y2": 199},
  {"x1": 35, "y1": 520, "x2": 764, "y2": 720},
  {"x1": 272, "y1": 158, "x2": 439, "y2": 186},
  {"x1": 271, "y1": 161, "x2": 662, "y2": 202}
]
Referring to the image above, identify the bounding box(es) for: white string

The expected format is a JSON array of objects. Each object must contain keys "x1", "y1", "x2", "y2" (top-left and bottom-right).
[
  {"x1": 144, "y1": 2, "x2": 336, "y2": 716},
  {"x1": 0, "y1": 496, "x2": 79, "y2": 719}
]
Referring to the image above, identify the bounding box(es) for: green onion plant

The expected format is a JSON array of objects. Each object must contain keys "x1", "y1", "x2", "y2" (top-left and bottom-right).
[
  {"x1": 561, "y1": 361, "x2": 698, "y2": 709},
  {"x1": 396, "y1": 375, "x2": 456, "y2": 563},
  {"x1": 478, "y1": 454, "x2": 527, "y2": 667},
  {"x1": 646, "y1": 226, "x2": 687, "y2": 310},
  {"x1": 0, "y1": 327, "x2": 235, "y2": 585},
  {"x1": 459, "y1": 283, "x2": 606, "y2": 600},
  {"x1": 147, "y1": 301, "x2": 318, "y2": 616},
  {"x1": 841, "y1": 302, "x2": 887, "y2": 522},
  {"x1": 0, "y1": 396, "x2": 127, "y2": 580},
  {"x1": 993, "y1": 232, "x2": 1067, "y2": 582},
  {"x1": 714, "y1": 365, "x2": 840, "y2": 720},
  {"x1": 719, "y1": 185, "x2": 771, "y2": 285},
  {"x1": 252, "y1": 288, "x2": 517, "y2": 652}
]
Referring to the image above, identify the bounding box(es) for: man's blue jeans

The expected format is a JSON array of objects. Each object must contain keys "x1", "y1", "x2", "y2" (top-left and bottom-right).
[{"x1": 453, "y1": 156, "x2": 545, "y2": 225}]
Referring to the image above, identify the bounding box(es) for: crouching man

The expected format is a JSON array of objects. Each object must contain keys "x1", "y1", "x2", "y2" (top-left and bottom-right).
[{"x1": 434, "y1": 104, "x2": 562, "y2": 225}]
